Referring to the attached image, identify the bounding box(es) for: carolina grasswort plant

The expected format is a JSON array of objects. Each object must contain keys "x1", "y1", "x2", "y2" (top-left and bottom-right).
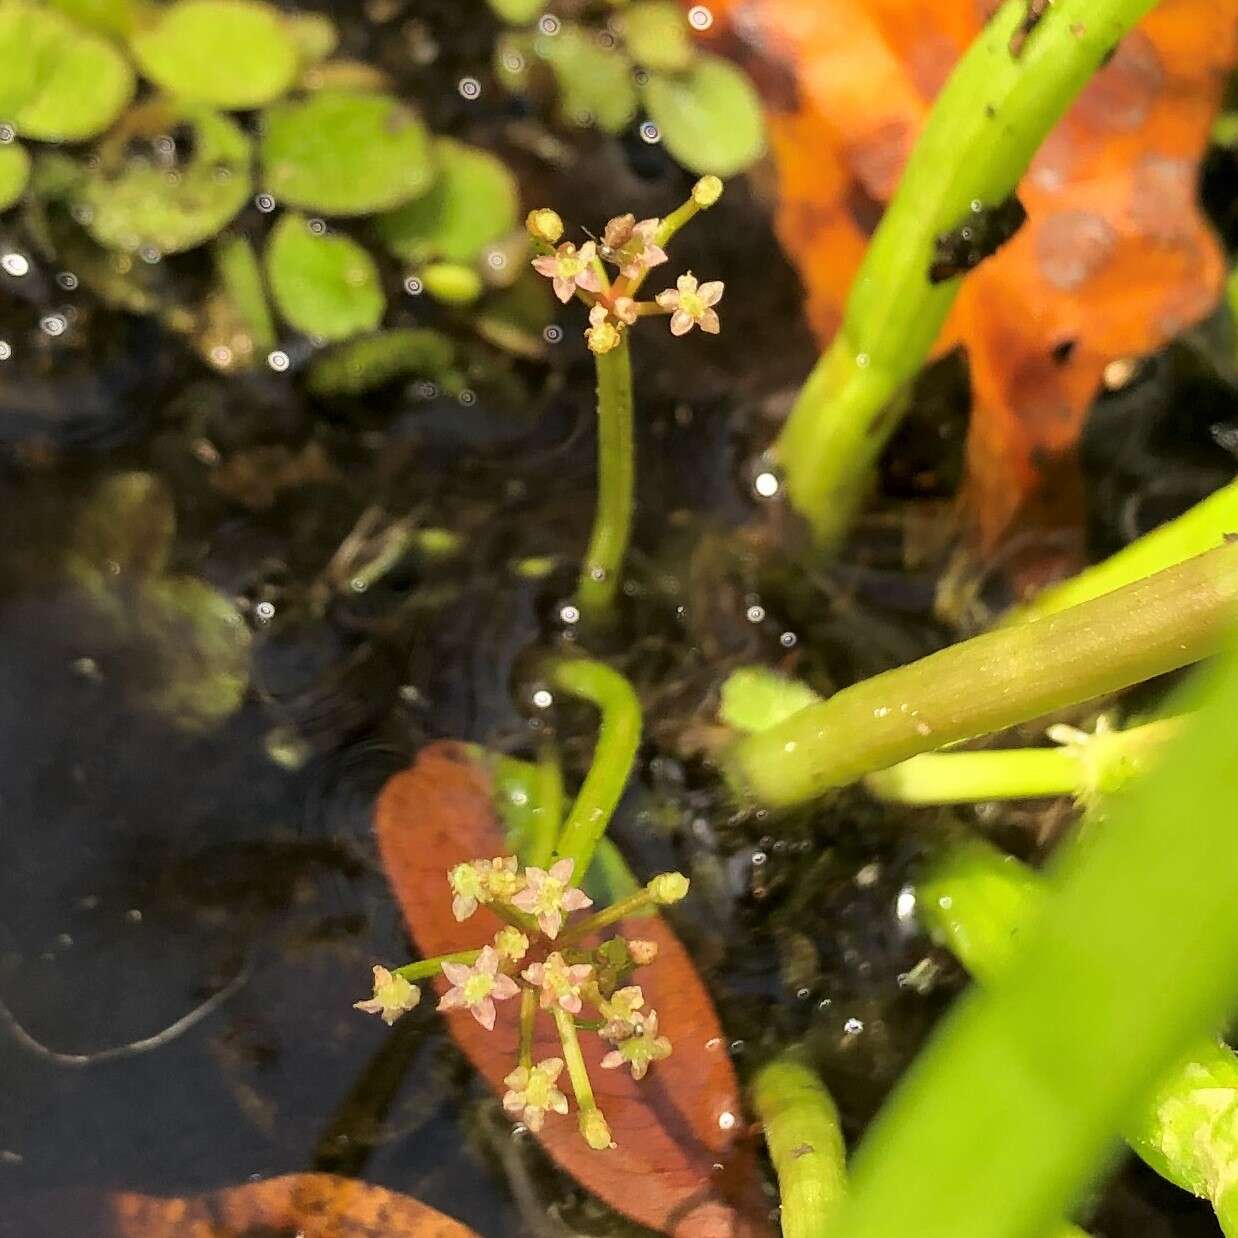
[{"x1": 524, "y1": 176, "x2": 726, "y2": 622}]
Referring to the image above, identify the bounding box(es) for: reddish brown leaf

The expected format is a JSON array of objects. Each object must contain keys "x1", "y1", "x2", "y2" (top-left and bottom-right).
[
  {"x1": 106, "y1": 1173, "x2": 477, "y2": 1236},
  {"x1": 698, "y1": 0, "x2": 1237, "y2": 560},
  {"x1": 376, "y1": 742, "x2": 771, "y2": 1238}
]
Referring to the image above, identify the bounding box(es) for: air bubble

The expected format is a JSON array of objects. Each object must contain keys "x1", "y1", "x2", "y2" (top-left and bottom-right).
[
  {"x1": 255, "y1": 601, "x2": 276, "y2": 621},
  {"x1": 751, "y1": 850, "x2": 767, "y2": 867},
  {"x1": 538, "y1": 13, "x2": 561, "y2": 34},
  {"x1": 542, "y1": 324, "x2": 563, "y2": 343},
  {"x1": 779, "y1": 631, "x2": 797, "y2": 648},
  {"x1": 56, "y1": 272, "x2": 79, "y2": 290},
  {"x1": 745, "y1": 604, "x2": 765, "y2": 623},
  {"x1": 559, "y1": 604, "x2": 581, "y2": 625},
  {"x1": 40, "y1": 314, "x2": 67, "y2": 337},
  {"x1": 688, "y1": 5, "x2": 713, "y2": 29},
  {"x1": 1, "y1": 252, "x2": 30, "y2": 277},
  {"x1": 753, "y1": 469, "x2": 780, "y2": 498},
  {"x1": 639, "y1": 121, "x2": 661, "y2": 144},
  {"x1": 267, "y1": 350, "x2": 291, "y2": 372},
  {"x1": 843, "y1": 1017, "x2": 864, "y2": 1035},
  {"x1": 308, "y1": 217, "x2": 327, "y2": 235},
  {"x1": 855, "y1": 352, "x2": 871, "y2": 368},
  {"x1": 255, "y1": 193, "x2": 275, "y2": 212},
  {"x1": 0, "y1": 342, "x2": 10, "y2": 361},
  {"x1": 597, "y1": 30, "x2": 616, "y2": 49},
  {"x1": 458, "y1": 389, "x2": 477, "y2": 406},
  {"x1": 501, "y1": 50, "x2": 525, "y2": 72},
  {"x1": 404, "y1": 275, "x2": 424, "y2": 295},
  {"x1": 717, "y1": 1111, "x2": 737, "y2": 1131},
  {"x1": 414, "y1": 380, "x2": 438, "y2": 399},
  {"x1": 532, "y1": 688, "x2": 554, "y2": 709},
  {"x1": 0, "y1": 123, "x2": 14, "y2": 143},
  {"x1": 633, "y1": 67, "x2": 650, "y2": 86},
  {"x1": 458, "y1": 76, "x2": 481, "y2": 100},
  {"x1": 139, "y1": 245, "x2": 162, "y2": 264},
  {"x1": 486, "y1": 249, "x2": 506, "y2": 269}
]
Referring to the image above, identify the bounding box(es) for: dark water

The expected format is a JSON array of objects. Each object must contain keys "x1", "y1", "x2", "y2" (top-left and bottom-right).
[{"x1": 3, "y1": 4, "x2": 1238, "y2": 1237}]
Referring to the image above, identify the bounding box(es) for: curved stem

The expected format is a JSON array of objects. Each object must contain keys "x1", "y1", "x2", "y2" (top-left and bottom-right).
[
  {"x1": 528, "y1": 744, "x2": 564, "y2": 869},
  {"x1": 577, "y1": 338, "x2": 634, "y2": 622},
  {"x1": 726, "y1": 542, "x2": 1238, "y2": 808},
  {"x1": 393, "y1": 950, "x2": 481, "y2": 982},
  {"x1": 773, "y1": 0, "x2": 1159, "y2": 547},
  {"x1": 547, "y1": 657, "x2": 642, "y2": 876},
  {"x1": 750, "y1": 1053, "x2": 848, "y2": 1238}
]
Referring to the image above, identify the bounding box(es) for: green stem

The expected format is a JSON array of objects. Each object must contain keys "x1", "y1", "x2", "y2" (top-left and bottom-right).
[
  {"x1": 214, "y1": 234, "x2": 276, "y2": 353},
  {"x1": 725, "y1": 542, "x2": 1238, "y2": 808},
  {"x1": 556, "y1": 883, "x2": 656, "y2": 947},
  {"x1": 528, "y1": 744, "x2": 564, "y2": 869},
  {"x1": 547, "y1": 657, "x2": 642, "y2": 876},
  {"x1": 773, "y1": 0, "x2": 1159, "y2": 548},
  {"x1": 518, "y1": 987, "x2": 536, "y2": 1071},
  {"x1": 750, "y1": 1053, "x2": 848, "y2": 1238},
  {"x1": 866, "y1": 716, "x2": 1184, "y2": 805},
  {"x1": 393, "y1": 949, "x2": 480, "y2": 982},
  {"x1": 1005, "y1": 479, "x2": 1238, "y2": 624},
  {"x1": 576, "y1": 337, "x2": 634, "y2": 622},
  {"x1": 919, "y1": 837, "x2": 1238, "y2": 1237},
  {"x1": 553, "y1": 1003, "x2": 612, "y2": 1148}
]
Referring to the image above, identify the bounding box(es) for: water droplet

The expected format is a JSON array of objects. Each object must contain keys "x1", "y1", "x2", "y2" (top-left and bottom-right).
[
  {"x1": 633, "y1": 66, "x2": 650, "y2": 86},
  {"x1": 1, "y1": 252, "x2": 30, "y2": 277},
  {"x1": 538, "y1": 13, "x2": 561, "y2": 34},
  {"x1": 843, "y1": 1017, "x2": 864, "y2": 1035},
  {"x1": 501, "y1": 49, "x2": 525, "y2": 72},
  {"x1": 779, "y1": 630, "x2": 797, "y2": 647},
  {"x1": 39, "y1": 314, "x2": 67, "y2": 337},
  {"x1": 689, "y1": 5, "x2": 714, "y2": 28},
  {"x1": 255, "y1": 601, "x2": 276, "y2": 621},
  {"x1": 255, "y1": 192, "x2": 276, "y2": 212},
  {"x1": 937, "y1": 894, "x2": 953, "y2": 910},
  {"x1": 486, "y1": 249, "x2": 506, "y2": 270},
  {"x1": 404, "y1": 275, "x2": 424, "y2": 295},
  {"x1": 639, "y1": 121, "x2": 661, "y2": 144},
  {"x1": 729, "y1": 1039, "x2": 745, "y2": 1055},
  {"x1": 532, "y1": 688, "x2": 554, "y2": 709},
  {"x1": 751, "y1": 850, "x2": 767, "y2": 867},
  {"x1": 745, "y1": 604, "x2": 765, "y2": 623},
  {"x1": 589, "y1": 566, "x2": 607, "y2": 582},
  {"x1": 0, "y1": 341, "x2": 13, "y2": 361},
  {"x1": 895, "y1": 885, "x2": 917, "y2": 923},
  {"x1": 753, "y1": 469, "x2": 780, "y2": 498},
  {"x1": 559, "y1": 604, "x2": 580, "y2": 625},
  {"x1": 56, "y1": 271, "x2": 78, "y2": 290},
  {"x1": 718, "y1": 1110, "x2": 737, "y2": 1130},
  {"x1": 267, "y1": 350, "x2": 290, "y2": 372},
  {"x1": 855, "y1": 352, "x2": 871, "y2": 368},
  {"x1": 458, "y1": 76, "x2": 481, "y2": 100},
  {"x1": 458, "y1": 388, "x2": 477, "y2": 406},
  {"x1": 308, "y1": 217, "x2": 327, "y2": 235},
  {"x1": 796, "y1": 986, "x2": 811, "y2": 1001},
  {"x1": 0, "y1": 123, "x2": 14, "y2": 143},
  {"x1": 542, "y1": 324, "x2": 563, "y2": 343}
]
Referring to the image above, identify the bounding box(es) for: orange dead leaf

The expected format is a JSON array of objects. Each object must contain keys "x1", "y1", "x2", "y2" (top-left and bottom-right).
[
  {"x1": 701, "y1": 0, "x2": 1237, "y2": 555},
  {"x1": 107, "y1": 1173, "x2": 477, "y2": 1236},
  {"x1": 375, "y1": 742, "x2": 771, "y2": 1238}
]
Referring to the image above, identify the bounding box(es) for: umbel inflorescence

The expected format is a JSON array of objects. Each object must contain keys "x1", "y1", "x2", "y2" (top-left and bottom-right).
[
  {"x1": 526, "y1": 174, "x2": 726, "y2": 355},
  {"x1": 355, "y1": 854, "x2": 690, "y2": 1149}
]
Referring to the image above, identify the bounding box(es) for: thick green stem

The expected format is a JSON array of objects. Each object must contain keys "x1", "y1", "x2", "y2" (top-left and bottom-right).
[
  {"x1": 726, "y1": 542, "x2": 1238, "y2": 808},
  {"x1": 773, "y1": 0, "x2": 1159, "y2": 547},
  {"x1": 866, "y1": 716, "x2": 1183, "y2": 805},
  {"x1": 393, "y1": 950, "x2": 480, "y2": 982},
  {"x1": 751, "y1": 1054, "x2": 848, "y2": 1238},
  {"x1": 214, "y1": 234, "x2": 276, "y2": 353},
  {"x1": 919, "y1": 838, "x2": 1238, "y2": 1237},
  {"x1": 1006, "y1": 479, "x2": 1238, "y2": 624},
  {"x1": 547, "y1": 658, "x2": 642, "y2": 876},
  {"x1": 577, "y1": 338, "x2": 634, "y2": 622},
  {"x1": 528, "y1": 744, "x2": 564, "y2": 869}
]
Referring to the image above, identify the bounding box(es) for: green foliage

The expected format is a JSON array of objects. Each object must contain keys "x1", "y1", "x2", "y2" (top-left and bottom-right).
[
  {"x1": 718, "y1": 665, "x2": 823, "y2": 734},
  {"x1": 420, "y1": 261, "x2": 484, "y2": 306},
  {"x1": 76, "y1": 103, "x2": 252, "y2": 254},
  {"x1": 0, "y1": 1, "x2": 134, "y2": 140},
  {"x1": 486, "y1": 0, "x2": 542, "y2": 23},
  {"x1": 305, "y1": 328, "x2": 456, "y2": 396},
  {"x1": 260, "y1": 89, "x2": 436, "y2": 216},
  {"x1": 376, "y1": 138, "x2": 518, "y2": 265},
  {"x1": 283, "y1": 10, "x2": 338, "y2": 67},
  {"x1": 832, "y1": 650, "x2": 1238, "y2": 1238},
  {"x1": 214, "y1": 234, "x2": 277, "y2": 352},
  {"x1": 264, "y1": 212, "x2": 385, "y2": 342},
  {"x1": 618, "y1": 1, "x2": 693, "y2": 73},
  {"x1": 0, "y1": 140, "x2": 31, "y2": 211},
  {"x1": 130, "y1": 0, "x2": 298, "y2": 109},
  {"x1": 542, "y1": 24, "x2": 639, "y2": 133},
  {"x1": 642, "y1": 55, "x2": 766, "y2": 177},
  {"x1": 48, "y1": 0, "x2": 133, "y2": 37}
]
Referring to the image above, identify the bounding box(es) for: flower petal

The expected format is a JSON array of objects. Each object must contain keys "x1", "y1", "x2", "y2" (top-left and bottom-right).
[
  {"x1": 676, "y1": 272, "x2": 698, "y2": 295},
  {"x1": 549, "y1": 858, "x2": 575, "y2": 883},
  {"x1": 441, "y1": 962, "x2": 473, "y2": 986},
  {"x1": 601, "y1": 1050, "x2": 624, "y2": 1071},
  {"x1": 492, "y1": 973, "x2": 520, "y2": 1000},
  {"x1": 670, "y1": 309, "x2": 694, "y2": 336},
  {"x1": 476, "y1": 946, "x2": 500, "y2": 975},
  {"x1": 551, "y1": 277, "x2": 575, "y2": 303},
  {"x1": 562, "y1": 889, "x2": 593, "y2": 912},
  {"x1": 655, "y1": 288, "x2": 679, "y2": 310},
  {"x1": 700, "y1": 308, "x2": 721, "y2": 334},
  {"x1": 503, "y1": 1091, "x2": 524, "y2": 1114},
  {"x1": 437, "y1": 988, "x2": 466, "y2": 1011},
  {"x1": 698, "y1": 281, "x2": 724, "y2": 306},
  {"x1": 531, "y1": 255, "x2": 558, "y2": 277},
  {"x1": 540, "y1": 1057, "x2": 564, "y2": 1080},
  {"x1": 473, "y1": 998, "x2": 497, "y2": 1031},
  {"x1": 539, "y1": 909, "x2": 562, "y2": 939}
]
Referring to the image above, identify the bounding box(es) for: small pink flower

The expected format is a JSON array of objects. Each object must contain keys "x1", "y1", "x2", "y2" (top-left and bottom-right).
[
  {"x1": 585, "y1": 303, "x2": 621, "y2": 356},
  {"x1": 510, "y1": 858, "x2": 592, "y2": 938},
  {"x1": 437, "y1": 946, "x2": 519, "y2": 1031},
  {"x1": 503, "y1": 1057, "x2": 569, "y2": 1131},
  {"x1": 600, "y1": 1009, "x2": 672, "y2": 1080},
  {"x1": 599, "y1": 985, "x2": 645, "y2": 1041},
  {"x1": 353, "y1": 965, "x2": 420, "y2": 1026},
  {"x1": 522, "y1": 951, "x2": 594, "y2": 1014},
  {"x1": 611, "y1": 296, "x2": 638, "y2": 326},
  {"x1": 655, "y1": 272, "x2": 723, "y2": 336},
  {"x1": 532, "y1": 241, "x2": 602, "y2": 304},
  {"x1": 602, "y1": 214, "x2": 668, "y2": 279},
  {"x1": 448, "y1": 855, "x2": 521, "y2": 921}
]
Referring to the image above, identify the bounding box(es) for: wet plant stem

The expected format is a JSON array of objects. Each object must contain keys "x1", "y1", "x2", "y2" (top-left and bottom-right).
[
  {"x1": 865, "y1": 716, "x2": 1184, "y2": 805},
  {"x1": 393, "y1": 950, "x2": 480, "y2": 983},
  {"x1": 577, "y1": 338, "x2": 634, "y2": 622},
  {"x1": 726, "y1": 542, "x2": 1238, "y2": 808},
  {"x1": 552, "y1": 1004, "x2": 606, "y2": 1145},
  {"x1": 773, "y1": 0, "x2": 1160, "y2": 548},
  {"x1": 556, "y1": 883, "x2": 657, "y2": 947},
  {"x1": 518, "y1": 987, "x2": 536, "y2": 1071},
  {"x1": 528, "y1": 744, "x2": 565, "y2": 869},
  {"x1": 1005, "y1": 479, "x2": 1238, "y2": 623},
  {"x1": 750, "y1": 1053, "x2": 848, "y2": 1238},
  {"x1": 547, "y1": 657, "x2": 642, "y2": 876},
  {"x1": 919, "y1": 838, "x2": 1238, "y2": 1236}
]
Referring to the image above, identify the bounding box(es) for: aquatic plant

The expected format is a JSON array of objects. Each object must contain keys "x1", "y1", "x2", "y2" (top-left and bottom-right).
[{"x1": 525, "y1": 179, "x2": 726, "y2": 620}]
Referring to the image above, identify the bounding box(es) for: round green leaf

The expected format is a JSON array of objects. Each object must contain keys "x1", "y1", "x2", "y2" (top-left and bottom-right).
[
  {"x1": 265, "y1": 212, "x2": 385, "y2": 341},
  {"x1": 131, "y1": 0, "x2": 299, "y2": 110},
  {"x1": 77, "y1": 103, "x2": 252, "y2": 254},
  {"x1": 306, "y1": 328, "x2": 455, "y2": 396},
  {"x1": 284, "y1": 11, "x2": 337, "y2": 67},
  {"x1": 641, "y1": 54, "x2": 766, "y2": 176},
  {"x1": 487, "y1": 0, "x2": 542, "y2": 22},
  {"x1": 619, "y1": 1, "x2": 693, "y2": 73},
  {"x1": 540, "y1": 24, "x2": 638, "y2": 134},
  {"x1": 0, "y1": 141, "x2": 31, "y2": 211},
  {"x1": 421, "y1": 262, "x2": 482, "y2": 306},
  {"x1": 49, "y1": 0, "x2": 134, "y2": 38},
  {"x1": 376, "y1": 139, "x2": 517, "y2": 265},
  {"x1": 0, "y1": 2, "x2": 134, "y2": 141},
  {"x1": 260, "y1": 89, "x2": 435, "y2": 216}
]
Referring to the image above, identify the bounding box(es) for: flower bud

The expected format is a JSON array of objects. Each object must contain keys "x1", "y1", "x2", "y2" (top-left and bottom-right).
[
  {"x1": 580, "y1": 1109, "x2": 614, "y2": 1150},
  {"x1": 648, "y1": 872, "x2": 690, "y2": 905},
  {"x1": 692, "y1": 175, "x2": 723, "y2": 208},
  {"x1": 627, "y1": 939, "x2": 658, "y2": 966},
  {"x1": 526, "y1": 208, "x2": 564, "y2": 244}
]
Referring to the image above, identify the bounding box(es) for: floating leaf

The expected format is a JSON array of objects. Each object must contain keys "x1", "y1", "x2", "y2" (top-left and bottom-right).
[
  {"x1": 76, "y1": 101, "x2": 252, "y2": 255},
  {"x1": 130, "y1": 0, "x2": 298, "y2": 110},
  {"x1": 641, "y1": 54, "x2": 766, "y2": 177},
  {"x1": 701, "y1": 0, "x2": 1238, "y2": 552},
  {"x1": 620, "y1": 1, "x2": 694, "y2": 73},
  {"x1": 541, "y1": 24, "x2": 639, "y2": 133},
  {"x1": 487, "y1": 0, "x2": 542, "y2": 24},
  {"x1": 284, "y1": 10, "x2": 338, "y2": 67},
  {"x1": 306, "y1": 328, "x2": 456, "y2": 396},
  {"x1": 420, "y1": 261, "x2": 483, "y2": 306},
  {"x1": 49, "y1": 0, "x2": 134, "y2": 37},
  {"x1": 214, "y1": 233, "x2": 277, "y2": 353},
  {"x1": 375, "y1": 743, "x2": 771, "y2": 1238},
  {"x1": 265, "y1": 212, "x2": 385, "y2": 342},
  {"x1": 376, "y1": 139, "x2": 518, "y2": 265},
  {"x1": 107, "y1": 1173, "x2": 478, "y2": 1236},
  {"x1": 0, "y1": 141, "x2": 30, "y2": 211},
  {"x1": 261, "y1": 89, "x2": 436, "y2": 216},
  {"x1": 719, "y1": 666, "x2": 823, "y2": 735},
  {"x1": 0, "y1": 1, "x2": 134, "y2": 141}
]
